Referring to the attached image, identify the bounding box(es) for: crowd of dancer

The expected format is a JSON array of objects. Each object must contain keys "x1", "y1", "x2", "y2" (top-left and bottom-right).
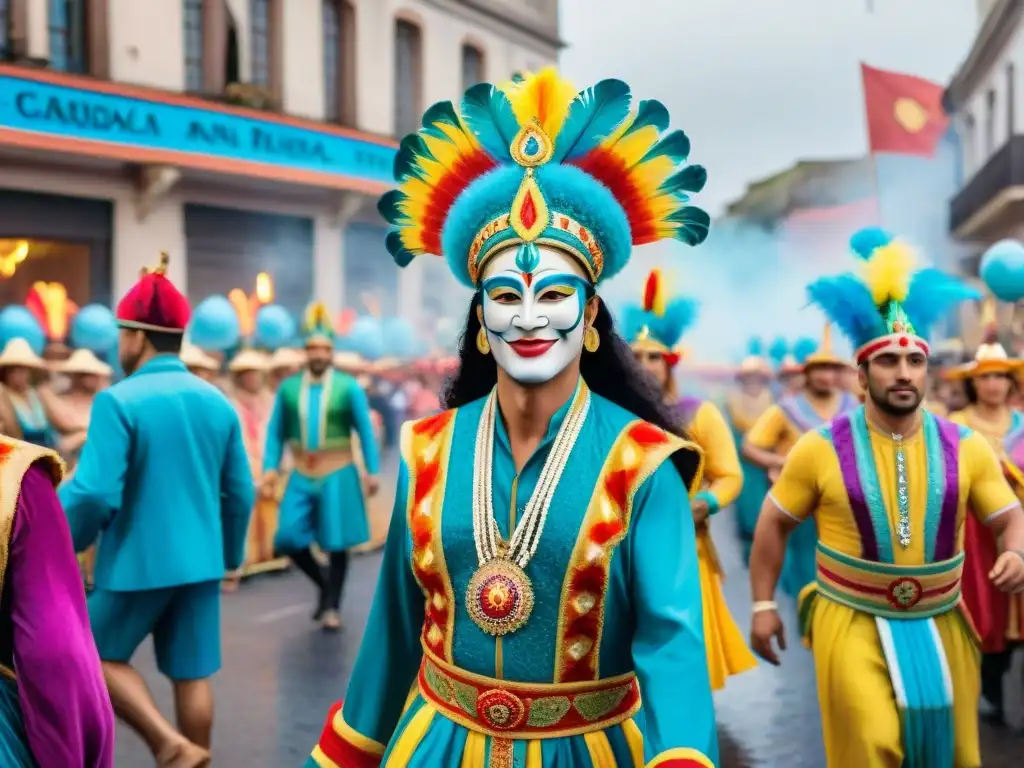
[{"x1": 0, "y1": 67, "x2": 1021, "y2": 768}]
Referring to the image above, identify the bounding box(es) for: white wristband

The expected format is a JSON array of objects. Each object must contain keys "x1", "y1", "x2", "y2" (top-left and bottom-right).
[{"x1": 752, "y1": 600, "x2": 778, "y2": 614}]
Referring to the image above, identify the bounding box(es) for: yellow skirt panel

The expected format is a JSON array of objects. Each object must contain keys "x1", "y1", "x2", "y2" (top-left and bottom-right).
[
  {"x1": 807, "y1": 596, "x2": 981, "y2": 767},
  {"x1": 696, "y1": 528, "x2": 758, "y2": 690}
]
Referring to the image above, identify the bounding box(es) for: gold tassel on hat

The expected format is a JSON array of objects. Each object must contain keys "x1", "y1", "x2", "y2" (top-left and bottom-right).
[{"x1": 139, "y1": 251, "x2": 170, "y2": 278}]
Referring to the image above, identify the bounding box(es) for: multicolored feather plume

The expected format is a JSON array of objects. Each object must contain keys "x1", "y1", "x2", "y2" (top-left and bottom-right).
[
  {"x1": 25, "y1": 281, "x2": 77, "y2": 342},
  {"x1": 302, "y1": 301, "x2": 334, "y2": 339}
]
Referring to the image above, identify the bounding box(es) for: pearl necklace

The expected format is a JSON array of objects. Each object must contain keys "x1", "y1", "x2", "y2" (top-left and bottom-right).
[{"x1": 466, "y1": 381, "x2": 590, "y2": 636}]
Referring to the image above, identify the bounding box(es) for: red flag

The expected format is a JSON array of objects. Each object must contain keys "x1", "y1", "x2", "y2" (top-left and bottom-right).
[{"x1": 861, "y1": 63, "x2": 948, "y2": 156}]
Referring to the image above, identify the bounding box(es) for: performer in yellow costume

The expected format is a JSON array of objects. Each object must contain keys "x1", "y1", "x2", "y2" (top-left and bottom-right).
[
  {"x1": 623, "y1": 269, "x2": 756, "y2": 690},
  {"x1": 946, "y1": 298, "x2": 1024, "y2": 723},
  {"x1": 749, "y1": 227, "x2": 1024, "y2": 767},
  {"x1": 742, "y1": 325, "x2": 857, "y2": 597}
]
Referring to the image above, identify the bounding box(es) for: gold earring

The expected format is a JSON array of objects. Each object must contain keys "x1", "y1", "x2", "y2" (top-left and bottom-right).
[
  {"x1": 584, "y1": 326, "x2": 600, "y2": 353},
  {"x1": 476, "y1": 327, "x2": 491, "y2": 355}
]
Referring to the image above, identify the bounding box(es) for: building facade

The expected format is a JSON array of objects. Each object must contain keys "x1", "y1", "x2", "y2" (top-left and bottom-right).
[{"x1": 0, "y1": 0, "x2": 561, "y2": 331}]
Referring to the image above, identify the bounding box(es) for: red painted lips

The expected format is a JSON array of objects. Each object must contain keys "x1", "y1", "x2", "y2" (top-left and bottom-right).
[{"x1": 507, "y1": 339, "x2": 556, "y2": 358}]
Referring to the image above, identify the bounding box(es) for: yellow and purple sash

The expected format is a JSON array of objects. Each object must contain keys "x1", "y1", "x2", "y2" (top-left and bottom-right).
[
  {"x1": 777, "y1": 391, "x2": 858, "y2": 435},
  {"x1": 812, "y1": 407, "x2": 962, "y2": 768}
]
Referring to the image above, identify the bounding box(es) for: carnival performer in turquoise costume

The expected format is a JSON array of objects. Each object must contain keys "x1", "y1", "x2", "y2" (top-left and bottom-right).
[
  {"x1": 726, "y1": 338, "x2": 774, "y2": 565},
  {"x1": 306, "y1": 68, "x2": 718, "y2": 768},
  {"x1": 263, "y1": 301, "x2": 380, "y2": 631},
  {"x1": 60, "y1": 253, "x2": 254, "y2": 767}
]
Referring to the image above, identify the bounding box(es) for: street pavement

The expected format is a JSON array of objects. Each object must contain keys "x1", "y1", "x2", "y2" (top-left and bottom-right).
[{"x1": 115, "y1": 514, "x2": 1023, "y2": 766}]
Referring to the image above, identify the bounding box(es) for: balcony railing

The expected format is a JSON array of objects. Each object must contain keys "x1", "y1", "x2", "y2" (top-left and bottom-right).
[{"x1": 950, "y1": 134, "x2": 1024, "y2": 233}]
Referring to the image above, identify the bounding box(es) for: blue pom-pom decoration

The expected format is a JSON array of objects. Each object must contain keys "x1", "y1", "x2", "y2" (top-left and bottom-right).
[
  {"x1": 70, "y1": 304, "x2": 118, "y2": 353},
  {"x1": 849, "y1": 227, "x2": 893, "y2": 260},
  {"x1": 0, "y1": 306, "x2": 45, "y2": 356},
  {"x1": 349, "y1": 316, "x2": 385, "y2": 361},
  {"x1": 980, "y1": 239, "x2": 1024, "y2": 302},
  {"x1": 255, "y1": 304, "x2": 297, "y2": 350},
  {"x1": 188, "y1": 295, "x2": 241, "y2": 351},
  {"x1": 382, "y1": 317, "x2": 422, "y2": 360}
]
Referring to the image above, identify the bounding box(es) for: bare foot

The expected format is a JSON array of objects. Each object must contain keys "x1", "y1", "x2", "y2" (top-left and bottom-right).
[
  {"x1": 320, "y1": 610, "x2": 342, "y2": 632},
  {"x1": 221, "y1": 576, "x2": 240, "y2": 594},
  {"x1": 156, "y1": 739, "x2": 211, "y2": 768}
]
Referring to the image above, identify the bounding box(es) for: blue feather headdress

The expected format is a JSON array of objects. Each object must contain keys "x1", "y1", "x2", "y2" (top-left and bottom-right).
[
  {"x1": 737, "y1": 336, "x2": 772, "y2": 377},
  {"x1": 767, "y1": 337, "x2": 788, "y2": 368},
  {"x1": 792, "y1": 337, "x2": 818, "y2": 364},
  {"x1": 806, "y1": 227, "x2": 979, "y2": 363},
  {"x1": 620, "y1": 268, "x2": 698, "y2": 364},
  {"x1": 378, "y1": 68, "x2": 709, "y2": 288}
]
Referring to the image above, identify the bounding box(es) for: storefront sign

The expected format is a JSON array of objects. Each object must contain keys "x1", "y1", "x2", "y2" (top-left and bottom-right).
[{"x1": 0, "y1": 72, "x2": 396, "y2": 186}]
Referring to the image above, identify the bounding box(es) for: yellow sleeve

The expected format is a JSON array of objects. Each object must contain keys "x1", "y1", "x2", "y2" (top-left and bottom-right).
[
  {"x1": 745, "y1": 405, "x2": 786, "y2": 450},
  {"x1": 963, "y1": 431, "x2": 1020, "y2": 522},
  {"x1": 689, "y1": 402, "x2": 743, "y2": 512},
  {"x1": 766, "y1": 431, "x2": 823, "y2": 521}
]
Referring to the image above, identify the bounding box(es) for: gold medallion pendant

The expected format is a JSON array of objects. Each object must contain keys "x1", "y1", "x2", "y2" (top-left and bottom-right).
[{"x1": 466, "y1": 558, "x2": 535, "y2": 636}]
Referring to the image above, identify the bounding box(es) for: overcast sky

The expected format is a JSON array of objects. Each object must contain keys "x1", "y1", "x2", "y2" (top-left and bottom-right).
[{"x1": 558, "y1": 0, "x2": 980, "y2": 214}]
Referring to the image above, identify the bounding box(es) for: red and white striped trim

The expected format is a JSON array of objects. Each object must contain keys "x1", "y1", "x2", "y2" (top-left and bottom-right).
[{"x1": 855, "y1": 333, "x2": 929, "y2": 364}]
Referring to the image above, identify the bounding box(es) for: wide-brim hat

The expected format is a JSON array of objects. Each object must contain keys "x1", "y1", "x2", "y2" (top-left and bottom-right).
[
  {"x1": 333, "y1": 351, "x2": 366, "y2": 372},
  {"x1": 802, "y1": 351, "x2": 853, "y2": 370},
  {"x1": 736, "y1": 355, "x2": 773, "y2": 379},
  {"x1": 180, "y1": 343, "x2": 219, "y2": 371},
  {"x1": 0, "y1": 338, "x2": 47, "y2": 370},
  {"x1": 58, "y1": 348, "x2": 112, "y2": 377},
  {"x1": 945, "y1": 342, "x2": 1024, "y2": 380},
  {"x1": 269, "y1": 347, "x2": 305, "y2": 370},
  {"x1": 228, "y1": 349, "x2": 269, "y2": 373}
]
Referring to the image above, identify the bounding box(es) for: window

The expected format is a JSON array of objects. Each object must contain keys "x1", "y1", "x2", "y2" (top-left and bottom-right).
[
  {"x1": 1008, "y1": 63, "x2": 1016, "y2": 137},
  {"x1": 183, "y1": 0, "x2": 204, "y2": 92},
  {"x1": 394, "y1": 19, "x2": 422, "y2": 137},
  {"x1": 323, "y1": 1, "x2": 339, "y2": 119},
  {"x1": 461, "y1": 44, "x2": 484, "y2": 91},
  {"x1": 49, "y1": 0, "x2": 87, "y2": 73},
  {"x1": 963, "y1": 112, "x2": 976, "y2": 175},
  {"x1": 0, "y1": 0, "x2": 9, "y2": 60},
  {"x1": 250, "y1": 0, "x2": 270, "y2": 87},
  {"x1": 985, "y1": 88, "x2": 997, "y2": 156}
]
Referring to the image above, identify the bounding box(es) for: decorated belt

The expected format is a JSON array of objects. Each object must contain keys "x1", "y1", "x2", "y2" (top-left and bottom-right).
[
  {"x1": 418, "y1": 648, "x2": 641, "y2": 739},
  {"x1": 815, "y1": 542, "x2": 964, "y2": 619},
  {"x1": 289, "y1": 446, "x2": 353, "y2": 477}
]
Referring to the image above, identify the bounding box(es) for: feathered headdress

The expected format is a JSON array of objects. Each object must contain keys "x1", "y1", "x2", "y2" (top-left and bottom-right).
[
  {"x1": 767, "y1": 337, "x2": 789, "y2": 368},
  {"x1": 116, "y1": 252, "x2": 191, "y2": 333},
  {"x1": 806, "y1": 227, "x2": 979, "y2": 364},
  {"x1": 378, "y1": 67, "x2": 710, "y2": 288},
  {"x1": 25, "y1": 281, "x2": 78, "y2": 343},
  {"x1": 946, "y1": 297, "x2": 1023, "y2": 379},
  {"x1": 620, "y1": 268, "x2": 698, "y2": 367},
  {"x1": 738, "y1": 336, "x2": 772, "y2": 377},
  {"x1": 792, "y1": 337, "x2": 819, "y2": 365},
  {"x1": 301, "y1": 301, "x2": 335, "y2": 346}
]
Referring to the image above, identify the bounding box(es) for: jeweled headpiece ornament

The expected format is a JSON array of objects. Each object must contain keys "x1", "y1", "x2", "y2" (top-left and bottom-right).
[
  {"x1": 807, "y1": 227, "x2": 978, "y2": 364},
  {"x1": 620, "y1": 268, "x2": 698, "y2": 367},
  {"x1": 378, "y1": 68, "x2": 710, "y2": 287},
  {"x1": 301, "y1": 301, "x2": 335, "y2": 347}
]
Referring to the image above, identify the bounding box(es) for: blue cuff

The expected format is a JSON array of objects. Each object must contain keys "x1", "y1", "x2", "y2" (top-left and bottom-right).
[{"x1": 694, "y1": 490, "x2": 720, "y2": 515}]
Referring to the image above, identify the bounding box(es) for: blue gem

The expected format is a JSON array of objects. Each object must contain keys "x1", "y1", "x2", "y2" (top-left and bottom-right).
[{"x1": 524, "y1": 136, "x2": 540, "y2": 155}]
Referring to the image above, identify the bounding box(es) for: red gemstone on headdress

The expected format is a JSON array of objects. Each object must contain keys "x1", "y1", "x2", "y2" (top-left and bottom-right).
[
  {"x1": 898, "y1": 336, "x2": 909, "y2": 347},
  {"x1": 522, "y1": 272, "x2": 533, "y2": 287},
  {"x1": 578, "y1": 227, "x2": 590, "y2": 242},
  {"x1": 520, "y1": 192, "x2": 538, "y2": 229},
  {"x1": 559, "y1": 216, "x2": 570, "y2": 229}
]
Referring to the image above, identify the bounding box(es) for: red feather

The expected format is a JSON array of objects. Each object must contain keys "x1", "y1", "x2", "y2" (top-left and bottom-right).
[
  {"x1": 569, "y1": 149, "x2": 657, "y2": 244},
  {"x1": 642, "y1": 270, "x2": 659, "y2": 312},
  {"x1": 421, "y1": 151, "x2": 497, "y2": 254},
  {"x1": 23, "y1": 288, "x2": 48, "y2": 335}
]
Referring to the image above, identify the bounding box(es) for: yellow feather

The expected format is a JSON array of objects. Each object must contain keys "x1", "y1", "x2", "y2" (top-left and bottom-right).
[
  {"x1": 32, "y1": 282, "x2": 70, "y2": 339},
  {"x1": 629, "y1": 156, "x2": 675, "y2": 196},
  {"x1": 502, "y1": 67, "x2": 577, "y2": 140},
  {"x1": 863, "y1": 241, "x2": 914, "y2": 304},
  {"x1": 421, "y1": 133, "x2": 461, "y2": 170},
  {"x1": 608, "y1": 125, "x2": 659, "y2": 168}
]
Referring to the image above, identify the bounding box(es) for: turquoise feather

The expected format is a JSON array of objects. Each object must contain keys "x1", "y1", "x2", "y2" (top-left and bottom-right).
[
  {"x1": 377, "y1": 190, "x2": 408, "y2": 226},
  {"x1": 385, "y1": 230, "x2": 416, "y2": 267},
  {"x1": 394, "y1": 135, "x2": 433, "y2": 181},
  {"x1": 640, "y1": 130, "x2": 690, "y2": 165},
  {"x1": 902, "y1": 268, "x2": 980, "y2": 336},
  {"x1": 460, "y1": 83, "x2": 519, "y2": 162},
  {"x1": 421, "y1": 100, "x2": 461, "y2": 132},
  {"x1": 511, "y1": 72, "x2": 525, "y2": 84},
  {"x1": 768, "y1": 337, "x2": 788, "y2": 365},
  {"x1": 806, "y1": 274, "x2": 886, "y2": 347},
  {"x1": 849, "y1": 227, "x2": 893, "y2": 260},
  {"x1": 553, "y1": 79, "x2": 632, "y2": 162},
  {"x1": 667, "y1": 206, "x2": 711, "y2": 245},
  {"x1": 746, "y1": 337, "x2": 765, "y2": 357},
  {"x1": 659, "y1": 165, "x2": 707, "y2": 196},
  {"x1": 623, "y1": 99, "x2": 670, "y2": 137},
  {"x1": 792, "y1": 337, "x2": 818, "y2": 364}
]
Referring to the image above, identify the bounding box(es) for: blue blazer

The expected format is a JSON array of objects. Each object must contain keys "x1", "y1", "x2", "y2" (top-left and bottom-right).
[{"x1": 59, "y1": 355, "x2": 255, "y2": 591}]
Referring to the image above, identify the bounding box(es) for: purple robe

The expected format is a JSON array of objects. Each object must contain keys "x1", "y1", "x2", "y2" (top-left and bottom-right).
[{"x1": 10, "y1": 464, "x2": 114, "y2": 767}]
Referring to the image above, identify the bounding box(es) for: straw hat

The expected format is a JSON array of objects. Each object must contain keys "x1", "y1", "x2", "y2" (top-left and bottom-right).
[
  {"x1": 333, "y1": 351, "x2": 365, "y2": 372},
  {"x1": 228, "y1": 349, "x2": 269, "y2": 373},
  {"x1": 59, "y1": 349, "x2": 113, "y2": 377},
  {"x1": 946, "y1": 299, "x2": 1024, "y2": 379},
  {"x1": 269, "y1": 347, "x2": 305, "y2": 370},
  {"x1": 180, "y1": 343, "x2": 219, "y2": 371},
  {"x1": 0, "y1": 338, "x2": 46, "y2": 369},
  {"x1": 802, "y1": 324, "x2": 852, "y2": 369}
]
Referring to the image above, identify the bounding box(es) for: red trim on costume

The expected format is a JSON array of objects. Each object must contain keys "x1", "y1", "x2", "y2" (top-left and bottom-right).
[{"x1": 315, "y1": 701, "x2": 382, "y2": 768}]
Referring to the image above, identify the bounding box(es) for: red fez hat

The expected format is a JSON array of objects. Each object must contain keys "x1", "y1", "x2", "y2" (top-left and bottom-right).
[{"x1": 116, "y1": 252, "x2": 191, "y2": 334}]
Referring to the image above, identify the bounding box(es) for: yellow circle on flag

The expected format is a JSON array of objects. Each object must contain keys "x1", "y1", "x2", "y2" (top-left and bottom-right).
[{"x1": 894, "y1": 98, "x2": 928, "y2": 133}]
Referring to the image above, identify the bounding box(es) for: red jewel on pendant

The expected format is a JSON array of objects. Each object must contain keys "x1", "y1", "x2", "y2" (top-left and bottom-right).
[{"x1": 519, "y1": 192, "x2": 538, "y2": 230}]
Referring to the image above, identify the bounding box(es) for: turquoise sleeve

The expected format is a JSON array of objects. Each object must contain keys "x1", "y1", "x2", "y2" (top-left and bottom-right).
[
  {"x1": 694, "y1": 489, "x2": 720, "y2": 515},
  {"x1": 348, "y1": 384, "x2": 380, "y2": 475},
  {"x1": 57, "y1": 391, "x2": 129, "y2": 552},
  {"x1": 262, "y1": 391, "x2": 284, "y2": 473},
  {"x1": 629, "y1": 462, "x2": 718, "y2": 763},
  {"x1": 341, "y1": 460, "x2": 424, "y2": 744},
  {"x1": 221, "y1": 414, "x2": 256, "y2": 571}
]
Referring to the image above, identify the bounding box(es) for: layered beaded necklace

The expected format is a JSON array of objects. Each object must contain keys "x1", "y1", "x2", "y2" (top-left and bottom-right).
[{"x1": 466, "y1": 382, "x2": 590, "y2": 636}]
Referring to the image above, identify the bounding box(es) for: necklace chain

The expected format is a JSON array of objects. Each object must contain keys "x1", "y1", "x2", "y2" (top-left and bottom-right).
[
  {"x1": 472, "y1": 383, "x2": 589, "y2": 568},
  {"x1": 893, "y1": 432, "x2": 911, "y2": 548}
]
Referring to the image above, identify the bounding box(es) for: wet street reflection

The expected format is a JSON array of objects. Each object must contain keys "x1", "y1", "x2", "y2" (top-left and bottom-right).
[{"x1": 114, "y1": 511, "x2": 1022, "y2": 766}]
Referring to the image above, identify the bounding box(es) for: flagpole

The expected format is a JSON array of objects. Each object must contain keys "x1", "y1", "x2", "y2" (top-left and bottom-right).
[{"x1": 860, "y1": 61, "x2": 884, "y2": 228}]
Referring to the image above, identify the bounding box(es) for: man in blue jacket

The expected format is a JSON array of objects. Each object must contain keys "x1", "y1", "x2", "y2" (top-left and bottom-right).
[{"x1": 60, "y1": 254, "x2": 254, "y2": 768}]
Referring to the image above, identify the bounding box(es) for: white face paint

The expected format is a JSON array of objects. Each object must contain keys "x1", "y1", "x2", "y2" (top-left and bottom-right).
[{"x1": 480, "y1": 244, "x2": 591, "y2": 385}]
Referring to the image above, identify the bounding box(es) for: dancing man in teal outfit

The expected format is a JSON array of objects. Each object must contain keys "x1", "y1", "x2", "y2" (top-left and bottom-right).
[
  {"x1": 60, "y1": 253, "x2": 255, "y2": 768},
  {"x1": 306, "y1": 67, "x2": 718, "y2": 768},
  {"x1": 262, "y1": 301, "x2": 380, "y2": 631}
]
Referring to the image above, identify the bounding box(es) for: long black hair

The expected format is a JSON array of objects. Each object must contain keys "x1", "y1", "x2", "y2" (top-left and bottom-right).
[{"x1": 441, "y1": 293, "x2": 701, "y2": 486}]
